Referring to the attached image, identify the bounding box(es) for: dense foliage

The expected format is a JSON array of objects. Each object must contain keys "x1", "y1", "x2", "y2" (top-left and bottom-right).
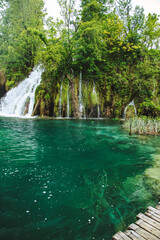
[
  {"x1": 0, "y1": 0, "x2": 160, "y2": 118},
  {"x1": 0, "y1": 0, "x2": 45, "y2": 88}
]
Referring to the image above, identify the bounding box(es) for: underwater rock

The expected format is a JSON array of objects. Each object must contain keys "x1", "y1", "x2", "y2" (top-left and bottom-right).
[{"x1": 145, "y1": 154, "x2": 160, "y2": 196}]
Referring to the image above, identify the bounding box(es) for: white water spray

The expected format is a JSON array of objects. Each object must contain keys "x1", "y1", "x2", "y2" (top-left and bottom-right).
[
  {"x1": 0, "y1": 67, "x2": 42, "y2": 118},
  {"x1": 124, "y1": 100, "x2": 137, "y2": 119},
  {"x1": 93, "y1": 83, "x2": 100, "y2": 118}
]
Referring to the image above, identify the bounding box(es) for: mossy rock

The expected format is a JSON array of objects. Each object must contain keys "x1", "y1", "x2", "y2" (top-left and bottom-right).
[
  {"x1": 144, "y1": 154, "x2": 160, "y2": 196},
  {"x1": 125, "y1": 106, "x2": 136, "y2": 119}
]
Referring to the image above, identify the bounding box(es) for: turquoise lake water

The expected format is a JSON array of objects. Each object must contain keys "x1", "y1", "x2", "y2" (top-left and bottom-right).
[{"x1": 0, "y1": 118, "x2": 159, "y2": 240}]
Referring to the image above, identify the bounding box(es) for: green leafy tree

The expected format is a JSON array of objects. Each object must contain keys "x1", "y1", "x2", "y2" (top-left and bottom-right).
[
  {"x1": 142, "y1": 13, "x2": 160, "y2": 49},
  {"x1": 0, "y1": 0, "x2": 45, "y2": 85}
]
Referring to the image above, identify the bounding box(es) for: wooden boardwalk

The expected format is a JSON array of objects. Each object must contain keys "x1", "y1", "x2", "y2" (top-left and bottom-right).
[{"x1": 112, "y1": 202, "x2": 160, "y2": 240}]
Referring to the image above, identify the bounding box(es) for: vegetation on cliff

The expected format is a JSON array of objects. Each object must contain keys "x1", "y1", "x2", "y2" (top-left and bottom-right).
[
  {"x1": 0, "y1": 0, "x2": 45, "y2": 90},
  {"x1": 0, "y1": 0, "x2": 160, "y2": 118}
]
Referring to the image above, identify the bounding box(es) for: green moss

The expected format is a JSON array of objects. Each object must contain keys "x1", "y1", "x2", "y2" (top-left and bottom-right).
[
  {"x1": 83, "y1": 83, "x2": 92, "y2": 108},
  {"x1": 145, "y1": 154, "x2": 160, "y2": 196},
  {"x1": 40, "y1": 100, "x2": 45, "y2": 116},
  {"x1": 54, "y1": 92, "x2": 60, "y2": 117},
  {"x1": 61, "y1": 83, "x2": 68, "y2": 105},
  {"x1": 91, "y1": 89, "x2": 99, "y2": 106},
  {"x1": 6, "y1": 80, "x2": 15, "y2": 89},
  {"x1": 125, "y1": 105, "x2": 136, "y2": 119},
  {"x1": 44, "y1": 93, "x2": 50, "y2": 101}
]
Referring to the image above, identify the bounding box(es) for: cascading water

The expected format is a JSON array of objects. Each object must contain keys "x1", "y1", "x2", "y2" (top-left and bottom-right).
[
  {"x1": 79, "y1": 70, "x2": 85, "y2": 118},
  {"x1": 59, "y1": 81, "x2": 63, "y2": 118},
  {"x1": 0, "y1": 66, "x2": 42, "y2": 118},
  {"x1": 67, "y1": 82, "x2": 70, "y2": 118},
  {"x1": 93, "y1": 83, "x2": 100, "y2": 118},
  {"x1": 124, "y1": 100, "x2": 137, "y2": 119}
]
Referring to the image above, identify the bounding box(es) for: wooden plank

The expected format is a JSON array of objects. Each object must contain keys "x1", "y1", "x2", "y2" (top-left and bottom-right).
[
  {"x1": 112, "y1": 203, "x2": 160, "y2": 240},
  {"x1": 136, "y1": 219, "x2": 160, "y2": 239},
  {"x1": 112, "y1": 231, "x2": 124, "y2": 240},
  {"x1": 145, "y1": 211, "x2": 160, "y2": 224},
  {"x1": 125, "y1": 229, "x2": 146, "y2": 240},
  {"x1": 147, "y1": 210, "x2": 160, "y2": 220},
  {"x1": 118, "y1": 231, "x2": 132, "y2": 239},
  {"x1": 148, "y1": 206, "x2": 160, "y2": 216},
  {"x1": 128, "y1": 223, "x2": 159, "y2": 240},
  {"x1": 137, "y1": 213, "x2": 160, "y2": 230},
  {"x1": 156, "y1": 205, "x2": 160, "y2": 210}
]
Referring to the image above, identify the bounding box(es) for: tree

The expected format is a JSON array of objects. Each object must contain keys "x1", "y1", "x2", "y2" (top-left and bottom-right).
[
  {"x1": 0, "y1": 0, "x2": 45, "y2": 85},
  {"x1": 16, "y1": 0, "x2": 160, "y2": 118},
  {"x1": 142, "y1": 13, "x2": 160, "y2": 49}
]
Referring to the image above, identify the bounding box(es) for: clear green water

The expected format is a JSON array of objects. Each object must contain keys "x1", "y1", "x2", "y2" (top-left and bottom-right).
[{"x1": 0, "y1": 118, "x2": 159, "y2": 240}]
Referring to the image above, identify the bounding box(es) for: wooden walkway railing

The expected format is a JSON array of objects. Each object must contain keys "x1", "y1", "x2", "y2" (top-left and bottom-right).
[{"x1": 112, "y1": 202, "x2": 160, "y2": 240}]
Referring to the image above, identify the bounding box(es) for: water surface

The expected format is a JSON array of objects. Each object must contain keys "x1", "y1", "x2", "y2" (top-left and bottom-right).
[{"x1": 0, "y1": 118, "x2": 159, "y2": 240}]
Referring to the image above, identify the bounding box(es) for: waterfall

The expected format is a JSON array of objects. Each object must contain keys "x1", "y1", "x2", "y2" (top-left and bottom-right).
[
  {"x1": 59, "y1": 80, "x2": 63, "y2": 118},
  {"x1": 79, "y1": 70, "x2": 85, "y2": 118},
  {"x1": 93, "y1": 83, "x2": 100, "y2": 118},
  {"x1": 124, "y1": 100, "x2": 137, "y2": 119},
  {"x1": 0, "y1": 66, "x2": 42, "y2": 118},
  {"x1": 67, "y1": 82, "x2": 70, "y2": 118}
]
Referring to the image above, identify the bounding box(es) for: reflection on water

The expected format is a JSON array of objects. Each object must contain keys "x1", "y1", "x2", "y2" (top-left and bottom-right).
[{"x1": 0, "y1": 118, "x2": 159, "y2": 240}]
